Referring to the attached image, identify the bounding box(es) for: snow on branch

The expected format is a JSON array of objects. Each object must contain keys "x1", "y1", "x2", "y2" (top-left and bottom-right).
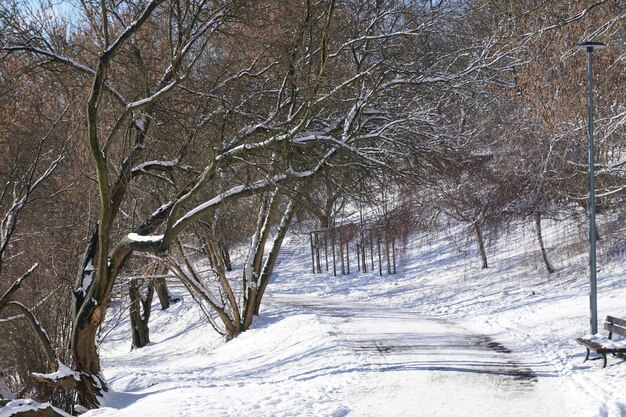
[
  {"x1": 130, "y1": 159, "x2": 191, "y2": 184},
  {"x1": 125, "y1": 79, "x2": 179, "y2": 111},
  {"x1": 170, "y1": 152, "x2": 334, "y2": 237},
  {"x1": 127, "y1": 233, "x2": 165, "y2": 243},
  {"x1": 31, "y1": 361, "x2": 82, "y2": 390}
]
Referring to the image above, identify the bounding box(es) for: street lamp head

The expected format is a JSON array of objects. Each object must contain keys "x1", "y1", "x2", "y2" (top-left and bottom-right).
[{"x1": 575, "y1": 41, "x2": 607, "y2": 51}]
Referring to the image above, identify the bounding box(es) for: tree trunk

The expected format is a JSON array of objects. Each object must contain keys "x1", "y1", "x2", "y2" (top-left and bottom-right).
[
  {"x1": 473, "y1": 222, "x2": 488, "y2": 269},
  {"x1": 154, "y1": 277, "x2": 171, "y2": 310},
  {"x1": 242, "y1": 191, "x2": 278, "y2": 328},
  {"x1": 165, "y1": 243, "x2": 240, "y2": 340},
  {"x1": 71, "y1": 226, "x2": 108, "y2": 408},
  {"x1": 220, "y1": 242, "x2": 233, "y2": 272},
  {"x1": 71, "y1": 225, "x2": 137, "y2": 408},
  {"x1": 129, "y1": 279, "x2": 154, "y2": 349},
  {"x1": 534, "y1": 213, "x2": 555, "y2": 274},
  {"x1": 253, "y1": 200, "x2": 295, "y2": 315}
]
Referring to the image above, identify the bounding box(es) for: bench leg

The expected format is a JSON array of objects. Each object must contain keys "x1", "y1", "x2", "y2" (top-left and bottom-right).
[
  {"x1": 583, "y1": 348, "x2": 590, "y2": 363},
  {"x1": 602, "y1": 353, "x2": 607, "y2": 368}
]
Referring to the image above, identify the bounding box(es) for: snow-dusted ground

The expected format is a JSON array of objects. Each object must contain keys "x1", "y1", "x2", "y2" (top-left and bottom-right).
[{"x1": 82, "y1": 219, "x2": 626, "y2": 417}]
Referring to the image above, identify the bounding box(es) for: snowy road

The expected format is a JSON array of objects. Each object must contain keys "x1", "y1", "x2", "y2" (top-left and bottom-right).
[{"x1": 269, "y1": 295, "x2": 588, "y2": 417}]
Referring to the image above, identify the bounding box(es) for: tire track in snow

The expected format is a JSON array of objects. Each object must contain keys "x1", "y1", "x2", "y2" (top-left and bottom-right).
[{"x1": 270, "y1": 296, "x2": 549, "y2": 415}]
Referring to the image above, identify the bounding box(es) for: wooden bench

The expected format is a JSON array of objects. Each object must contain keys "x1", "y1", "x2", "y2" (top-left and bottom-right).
[{"x1": 576, "y1": 315, "x2": 626, "y2": 368}]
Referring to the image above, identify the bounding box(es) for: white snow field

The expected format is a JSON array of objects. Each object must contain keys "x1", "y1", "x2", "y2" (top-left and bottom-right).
[{"x1": 84, "y1": 220, "x2": 626, "y2": 417}]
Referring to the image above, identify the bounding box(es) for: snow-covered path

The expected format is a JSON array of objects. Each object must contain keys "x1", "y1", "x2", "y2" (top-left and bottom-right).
[
  {"x1": 89, "y1": 293, "x2": 592, "y2": 417},
  {"x1": 269, "y1": 295, "x2": 590, "y2": 417}
]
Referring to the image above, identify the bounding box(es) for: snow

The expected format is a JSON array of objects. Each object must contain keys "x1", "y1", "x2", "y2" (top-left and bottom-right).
[
  {"x1": 83, "y1": 219, "x2": 626, "y2": 417},
  {"x1": 127, "y1": 233, "x2": 164, "y2": 243},
  {"x1": 81, "y1": 259, "x2": 95, "y2": 295},
  {"x1": 580, "y1": 334, "x2": 626, "y2": 350},
  {"x1": 0, "y1": 399, "x2": 71, "y2": 417},
  {"x1": 31, "y1": 361, "x2": 81, "y2": 383}
]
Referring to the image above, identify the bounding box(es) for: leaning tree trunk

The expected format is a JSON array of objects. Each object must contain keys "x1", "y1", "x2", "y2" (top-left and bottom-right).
[
  {"x1": 473, "y1": 222, "x2": 488, "y2": 269},
  {"x1": 242, "y1": 190, "x2": 279, "y2": 329},
  {"x1": 253, "y1": 199, "x2": 295, "y2": 315},
  {"x1": 534, "y1": 213, "x2": 555, "y2": 274},
  {"x1": 166, "y1": 238, "x2": 242, "y2": 339}
]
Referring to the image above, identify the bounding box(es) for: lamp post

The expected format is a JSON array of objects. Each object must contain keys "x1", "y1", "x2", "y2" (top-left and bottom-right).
[{"x1": 575, "y1": 41, "x2": 606, "y2": 334}]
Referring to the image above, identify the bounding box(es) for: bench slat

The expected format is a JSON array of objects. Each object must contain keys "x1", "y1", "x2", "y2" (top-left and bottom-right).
[
  {"x1": 605, "y1": 316, "x2": 626, "y2": 337},
  {"x1": 604, "y1": 323, "x2": 626, "y2": 337},
  {"x1": 605, "y1": 315, "x2": 626, "y2": 328}
]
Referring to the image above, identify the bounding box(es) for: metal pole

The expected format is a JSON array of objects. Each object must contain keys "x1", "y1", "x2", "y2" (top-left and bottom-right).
[
  {"x1": 576, "y1": 41, "x2": 605, "y2": 334},
  {"x1": 586, "y1": 46, "x2": 598, "y2": 335}
]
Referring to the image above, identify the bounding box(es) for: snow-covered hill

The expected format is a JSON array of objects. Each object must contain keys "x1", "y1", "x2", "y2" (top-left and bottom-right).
[{"x1": 81, "y1": 220, "x2": 626, "y2": 417}]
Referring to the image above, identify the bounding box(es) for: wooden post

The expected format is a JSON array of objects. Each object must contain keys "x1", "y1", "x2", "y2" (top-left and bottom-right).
[
  {"x1": 362, "y1": 238, "x2": 367, "y2": 273},
  {"x1": 331, "y1": 235, "x2": 337, "y2": 277},
  {"x1": 392, "y1": 237, "x2": 396, "y2": 274},
  {"x1": 340, "y1": 237, "x2": 345, "y2": 275},
  {"x1": 377, "y1": 237, "x2": 382, "y2": 276},
  {"x1": 324, "y1": 232, "x2": 329, "y2": 271},
  {"x1": 309, "y1": 232, "x2": 315, "y2": 273},
  {"x1": 346, "y1": 242, "x2": 350, "y2": 275},
  {"x1": 370, "y1": 230, "x2": 374, "y2": 271},
  {"x1": 315, "y1": 232, "x2": 321, "y2": 273}
]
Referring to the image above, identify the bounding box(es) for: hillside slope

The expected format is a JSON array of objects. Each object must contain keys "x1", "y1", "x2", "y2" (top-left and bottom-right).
[{"x1": 83, "y1": 221, "x2": 626, "y2": 417}]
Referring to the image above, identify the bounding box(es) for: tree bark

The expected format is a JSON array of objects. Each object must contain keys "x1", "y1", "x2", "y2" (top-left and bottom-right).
[
  {"x1": 129, "y1": 279, "x2": 154, "y2": 349},
  {"x1": 219, "y1": 242, "x2": 233, "y2": 272},
  {"x1": 243, "y1": 190, "x2": 280, "y2": 328},
  {"x1": 534, "y1": 213, "x2": 555, "y2": 274},
  {"x1": 254, "y1": 200, "x2": 295, "y2": 315},
  {"x1": 154, "y1": 277, "x2": 171, "y2": 310},
  {"x1": 473, "y1": 222, "x2": 488, "y2": 269}
]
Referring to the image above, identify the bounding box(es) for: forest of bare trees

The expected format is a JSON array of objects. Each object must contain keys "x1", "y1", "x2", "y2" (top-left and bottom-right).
[{"x1": 0, "y1": 0, "x2": 624, "y2": 414}]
